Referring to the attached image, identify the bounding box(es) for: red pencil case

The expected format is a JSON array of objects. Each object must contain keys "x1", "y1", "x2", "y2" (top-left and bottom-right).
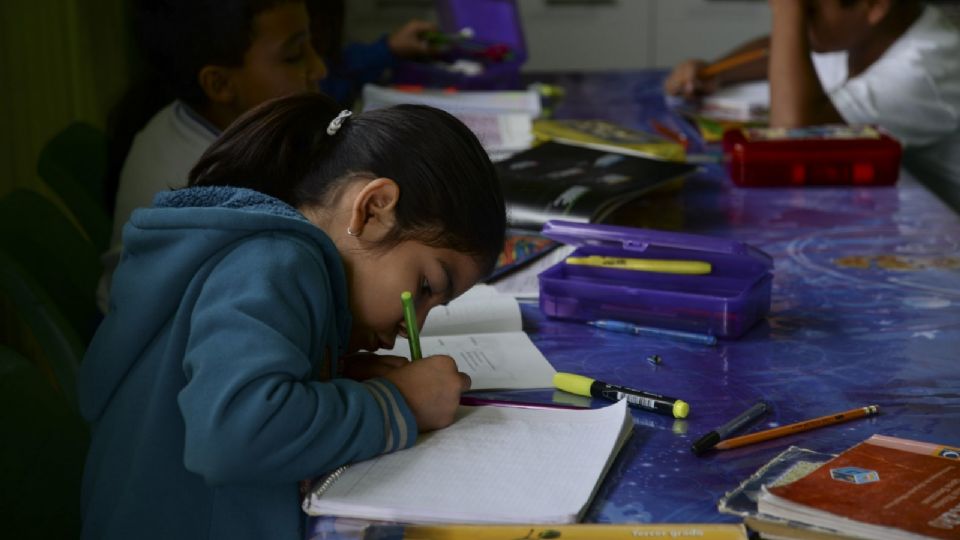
[{"x1": 723, "y1": 125, "x2": 902, "y2": 187}]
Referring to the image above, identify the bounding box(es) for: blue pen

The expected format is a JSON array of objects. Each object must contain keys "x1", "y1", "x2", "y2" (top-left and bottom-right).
[{"x1": 588, "y1": 319, "x2": 717, "y2": 346}]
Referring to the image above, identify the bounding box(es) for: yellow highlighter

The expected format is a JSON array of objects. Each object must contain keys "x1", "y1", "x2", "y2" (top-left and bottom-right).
[
  {"x1": 554, "y1": 372, "x2": 689, "y2": 419},
  {"x1": 564, "y1": 255, "x2": 711, "y2": 275}
]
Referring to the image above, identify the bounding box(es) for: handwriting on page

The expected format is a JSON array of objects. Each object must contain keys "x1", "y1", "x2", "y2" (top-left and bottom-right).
[{"x1": 429, "y1": 336, "x2": 509, "y2": 376}]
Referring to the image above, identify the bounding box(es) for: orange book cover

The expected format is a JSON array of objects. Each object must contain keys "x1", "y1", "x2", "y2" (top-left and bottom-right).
[{"x1": 760, "y1": 435, "x2": 960, "y2": 539}]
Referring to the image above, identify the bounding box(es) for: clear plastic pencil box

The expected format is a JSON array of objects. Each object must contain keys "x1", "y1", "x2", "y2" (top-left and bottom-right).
[{"x1": 537, "y1": 220, "x2": 774, "y2": 339}]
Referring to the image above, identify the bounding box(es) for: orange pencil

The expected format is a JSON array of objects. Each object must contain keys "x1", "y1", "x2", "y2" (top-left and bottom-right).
[
  {"x1": 714, "y1": 405, "x2": 880, "y2": 450},
  {"x1": 699, "y1": 48, "x2": 768, "y2": 78}
]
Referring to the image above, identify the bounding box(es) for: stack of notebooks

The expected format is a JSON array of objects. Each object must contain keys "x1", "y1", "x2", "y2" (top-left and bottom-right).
[
  {"x1": 719, "y1": 434, "x2": 960, "y2": 540},
  {"x1": 361, "y1": 84, "x2": 541, "y2": 160}
]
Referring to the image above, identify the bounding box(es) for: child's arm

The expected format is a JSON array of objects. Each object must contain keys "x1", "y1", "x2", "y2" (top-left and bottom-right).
[
  {"x1": 664, "y1": 37, "x2": 769, "y2": 98},
  {"x1": 768, "y1": 0, "x2": 844, "y2": 127},
  {"x1": 177, "y1": 235, "x2": 417, "y2": 486},
  {"x1": 387, "y1": 19, "x2": 436, "y2": 58},
  {"x1": 342, "y1": 353, "x2": 470, "y2": 432}
]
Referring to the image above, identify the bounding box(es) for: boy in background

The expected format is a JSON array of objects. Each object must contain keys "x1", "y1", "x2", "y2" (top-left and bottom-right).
[
  {"x1": 666, "y1": 0, "x2": 960, "y2": 211},
  {"x1": 100, "y1": 0, "x2": 326, "y2": 312}
]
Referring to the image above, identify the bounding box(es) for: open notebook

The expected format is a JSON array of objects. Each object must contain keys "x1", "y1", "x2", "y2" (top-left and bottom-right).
[
  {"x1": 302, "y1": 399, "x2": 633, "y2": 524},
  {"x1": 381, "y1": 285, "x2": 556, "y2": 390}
]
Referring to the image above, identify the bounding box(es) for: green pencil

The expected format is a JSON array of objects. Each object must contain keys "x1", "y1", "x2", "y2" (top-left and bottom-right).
[{"x1": 400, "y1": 291, "x2": 422, "y2": 360}]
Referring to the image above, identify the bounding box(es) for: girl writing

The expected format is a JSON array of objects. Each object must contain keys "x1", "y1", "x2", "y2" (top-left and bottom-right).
[{"x1": 79, "y1": 93, "x2": 506, "y2": 539}]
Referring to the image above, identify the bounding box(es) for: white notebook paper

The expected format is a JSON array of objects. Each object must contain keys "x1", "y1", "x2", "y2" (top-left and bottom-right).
[
  {"x1": 302, "y1": 400, "x2": 633, "y2": 524},
  {"x1": 381, "y1": 285, "x2": 556, "y2": 390}
]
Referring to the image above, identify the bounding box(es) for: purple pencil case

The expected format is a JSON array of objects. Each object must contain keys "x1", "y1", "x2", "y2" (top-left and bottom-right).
[{"x1": 537, "y1": 220, "x2": 774, "y2": 339}]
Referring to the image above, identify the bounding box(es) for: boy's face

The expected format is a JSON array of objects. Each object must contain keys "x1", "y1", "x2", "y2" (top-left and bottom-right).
[
  {"x1": 805, "y1": 0, "x2": 874, "y2": 53},
  {"x1": 342, "y1": 240, "x2": 485, "y2": 353},
  {"x1": 229, "y1": 1, "x2": 326, "y2": 114}
]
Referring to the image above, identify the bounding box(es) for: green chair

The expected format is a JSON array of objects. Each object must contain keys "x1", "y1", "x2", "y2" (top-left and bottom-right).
[
  {"x1": 0, "y1": 250, "x2": 84, "y2": 409},
  {"x1": 37, "y1": 122, "x2": 112, "y2": 251},
  {"x1": 0, "y1": 189, "x2": 101, "y2": 343},
  {"x1": 0, "y1": 344, "x2": 88, "y2": 540}
]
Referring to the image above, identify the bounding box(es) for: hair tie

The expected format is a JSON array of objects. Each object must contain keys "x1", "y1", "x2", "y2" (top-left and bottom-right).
[{"x1": 326, "y1": 110, "x2": 352, "y2": 136}]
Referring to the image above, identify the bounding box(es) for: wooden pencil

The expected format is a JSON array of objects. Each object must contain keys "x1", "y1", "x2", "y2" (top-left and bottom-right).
[
  {"x1": 714, "y1": 405, "x2": 879, "y2": 450},
  {"x1": 699, "y1": 48, "x2": 768, "y2": 78}
]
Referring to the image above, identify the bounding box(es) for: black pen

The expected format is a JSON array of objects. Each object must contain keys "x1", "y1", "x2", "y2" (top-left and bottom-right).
[{"x1": 691, "y1": 401, "x2": 768, "y2": 455}]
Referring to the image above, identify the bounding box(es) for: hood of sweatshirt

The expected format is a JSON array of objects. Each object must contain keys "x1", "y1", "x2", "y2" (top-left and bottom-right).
[{"x1": 79, "y1": 186, "x2": 351, "y2": 421}]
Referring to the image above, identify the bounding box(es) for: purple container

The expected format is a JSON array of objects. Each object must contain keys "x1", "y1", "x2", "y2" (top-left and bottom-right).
[
  {"x1": 392, "y1": 0, "x2": 526, "y2": 90},
  {"x1": 538, "y1": 220, "x2": 774, "y2": 339}
]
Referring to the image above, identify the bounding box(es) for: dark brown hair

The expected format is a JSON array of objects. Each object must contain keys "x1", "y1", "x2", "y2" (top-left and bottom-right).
[{"x1": 189, "y1": 93, "x2": 506, "y2": 273}]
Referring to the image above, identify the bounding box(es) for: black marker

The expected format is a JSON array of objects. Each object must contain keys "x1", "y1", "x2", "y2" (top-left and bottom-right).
[
  {"x1": 553, "y1": 372, "x2": 690, "y2": 419},
  {"x1": 691, "y1": 401, "x2": 768, "y2": 456}
]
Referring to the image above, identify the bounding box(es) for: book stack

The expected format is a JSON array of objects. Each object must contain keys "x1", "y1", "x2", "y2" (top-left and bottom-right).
[
  {"x1": 738, "y1": 435, "x2": 960, "y2": 540},
  {"x1": 361, "y1": 84, "x2": 541, "y2": 160}
]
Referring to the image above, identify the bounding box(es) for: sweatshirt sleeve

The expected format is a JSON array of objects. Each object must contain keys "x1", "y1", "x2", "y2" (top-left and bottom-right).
[{"x1": 177, "y1": 233, "x2": 416, "y2": 486}]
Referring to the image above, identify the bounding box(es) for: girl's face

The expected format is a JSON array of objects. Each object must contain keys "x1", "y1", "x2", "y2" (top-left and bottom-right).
[
  {"x1": 229, "y1": 1, "x2": 326, "y2": 115},
  {"x1": 341, "y1": 241, "x2": 485, "y2": 353},
  {"x1": 301, "y1": 178, "x2": 488, "y2": 354}
]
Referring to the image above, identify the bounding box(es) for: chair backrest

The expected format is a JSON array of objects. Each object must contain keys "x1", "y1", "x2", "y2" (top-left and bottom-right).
[
  {"x1": 0, "y1": 189, "x2": 102, "y2": 343},
  {"x1": 37, "y1": 122, "x2": 112, "y2": 251},
  {"x1": 0, "y1": 345, "x2": 88, "y2": 540},
  {"x1": 0, "y1": 250, "x2": 84, "y2": 409}
]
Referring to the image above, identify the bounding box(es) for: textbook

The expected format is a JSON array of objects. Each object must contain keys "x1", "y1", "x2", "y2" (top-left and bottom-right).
[
  {"x1": 302, "y1": 399, "x2": 633, "y2": 524},
  {"x1": 496, "y1": 141, "x2": 697, "y2": 231},
  {"x1": 756, "y1": 434, "x2": 960, "y2": 540},
  {"x1": 532, "y1": 118, "x2": 686, "y2": 161},
  {"x1": 381, "y1": 285, "x2": 556, "y2": 390}
]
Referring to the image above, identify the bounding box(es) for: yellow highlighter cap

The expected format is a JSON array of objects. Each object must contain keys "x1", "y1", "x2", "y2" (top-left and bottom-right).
[
  {"x1": 553, "y1": 372, "x2": 594, "y2": 398},
  {"x1": 673, "y1": 400, "x2": 690, "y2": 419}
]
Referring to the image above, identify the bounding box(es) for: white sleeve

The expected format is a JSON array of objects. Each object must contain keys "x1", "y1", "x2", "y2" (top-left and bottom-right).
[{"x1": 821, "y1": 10, "x2": 960, "y2": 147}]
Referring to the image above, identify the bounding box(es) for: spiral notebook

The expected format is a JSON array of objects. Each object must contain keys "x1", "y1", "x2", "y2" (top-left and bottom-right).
[{"x1": 302, "y1": 400, "x2": 633, "y2": 524}]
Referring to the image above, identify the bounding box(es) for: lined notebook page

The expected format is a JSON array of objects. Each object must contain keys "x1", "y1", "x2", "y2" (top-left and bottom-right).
[
  {"x1": 304, "y1": 400, "x2": 632, "y2": 524},
  {"x1": 388, "y1": 332, "x2": 556, "y2": 390}
]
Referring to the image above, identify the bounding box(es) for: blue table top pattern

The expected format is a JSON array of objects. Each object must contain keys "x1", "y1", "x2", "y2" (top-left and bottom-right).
[{"x1": 307, "y1": 71, "x2": 960, "y2": 536}]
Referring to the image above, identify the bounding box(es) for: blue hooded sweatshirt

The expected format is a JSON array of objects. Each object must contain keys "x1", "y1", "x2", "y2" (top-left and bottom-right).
[{"x1": 78, "y1": 186, "x2": 416, "y2": 540}]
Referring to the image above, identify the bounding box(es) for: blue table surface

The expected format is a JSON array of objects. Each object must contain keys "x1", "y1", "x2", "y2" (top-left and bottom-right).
[{"x1": 308, "y1": 71, "x2": 960, "y2": 536}]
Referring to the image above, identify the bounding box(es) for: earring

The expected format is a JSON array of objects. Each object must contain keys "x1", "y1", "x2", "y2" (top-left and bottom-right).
[{"x1": 346, "y1": 227, "x2": 359, "y2": 237}]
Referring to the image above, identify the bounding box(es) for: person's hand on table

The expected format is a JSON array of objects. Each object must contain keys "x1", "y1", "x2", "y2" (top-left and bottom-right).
[{"x1": 664, "y1": 59, "x2": 718, "y2": 99}]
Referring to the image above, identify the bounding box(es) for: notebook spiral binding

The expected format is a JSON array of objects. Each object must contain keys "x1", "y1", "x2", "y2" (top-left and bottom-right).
[{"x1": 308, "y1": 464, "x2": 349, "y2": 497}]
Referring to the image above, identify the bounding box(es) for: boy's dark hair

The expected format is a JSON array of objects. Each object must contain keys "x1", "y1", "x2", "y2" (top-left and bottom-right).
[
  {"x1": 189, "y1": 94, "x2": 507, "y2": 274},
  {"x1": 133, "y1": 0, "x2": 297, "y2": 107}
]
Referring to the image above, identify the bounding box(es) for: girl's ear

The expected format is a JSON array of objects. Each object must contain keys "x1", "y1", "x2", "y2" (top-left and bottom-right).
[
  {"x1": 197, "y1": 65, "x2": 237, "y2": 106},
  {"x1": 346, "y1": 178, "x2": 400, "y2": 242}
]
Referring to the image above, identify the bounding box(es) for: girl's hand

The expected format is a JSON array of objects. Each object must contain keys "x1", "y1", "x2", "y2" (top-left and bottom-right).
[
  {"x1": 341, "y1": 353, "x2": 408, "y2": 381},
  {"x1": 664, "y1": 59, "x2": 715, "y2": 99},
  {"x1": 382, "y1": 354, "x2": 471, "y2": 432}
]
